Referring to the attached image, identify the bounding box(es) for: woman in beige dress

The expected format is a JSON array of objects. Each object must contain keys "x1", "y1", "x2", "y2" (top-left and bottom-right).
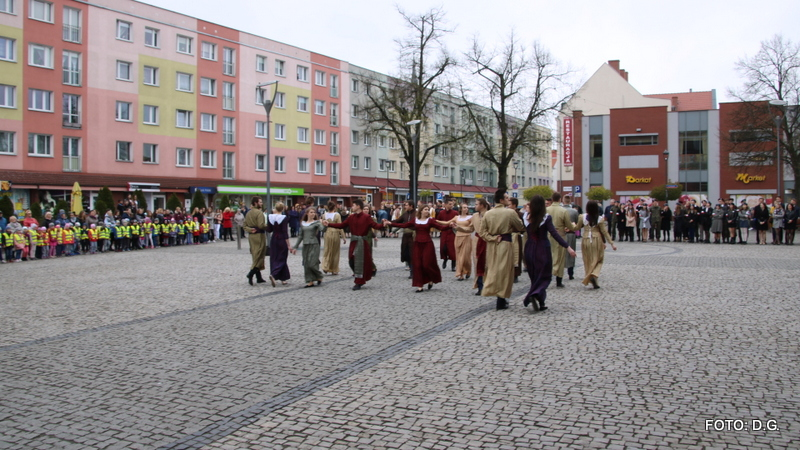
[
  {"x1": 577, "y1": 200, "x2": 617, "y2": 289},
  {"x1": 450, "y1": 203, "x2": 473, "y2": 281},
  {"x1": 321, "y1": 201, "x2": 347, "y2": 275}
]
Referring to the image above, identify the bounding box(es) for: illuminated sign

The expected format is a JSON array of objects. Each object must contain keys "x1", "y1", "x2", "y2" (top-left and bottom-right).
[
  {"x1": 625, "y1": 176, "x2": 652, "y2": 184},
  {"x1": 735, "y1": 173, "x2": 766, "y2": 184},
  {"x1": 563, "y1": 117, "x2": 573, "y2": 167}
]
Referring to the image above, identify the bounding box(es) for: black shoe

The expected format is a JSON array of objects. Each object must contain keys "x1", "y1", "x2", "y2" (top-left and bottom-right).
[
  {"x1": 352, "y1": 284, "x2": 362, "y2": 291},
  {"x1": 514, "y1": 276, "x2": 519, "y2": 283},
  {"x1": 442, "y1": 260, "x2": 447, "y2": 269},
  {"x1": 532, "y1": 294, "x2": 541, "y2": 312},
  {"x1": 589, "y1": 276, "x2": 599, "y2": 289},
  {"x1": 415, "y1": 288, "x2": 423, "y2": 293},
  {"x1": 427, "y1": 283, "x2": 433, "y2": 290},
  {"x1": 465, "y1": 274, "x2": 470, "y2": 279},
  {"x1": 523, "y1": 295, "x2": 530, "y2": 307},
  {"x1": 496, "y1": 297, "x2": 508, "y2": 310},
  {"x1": 474, "y1": 290, "x2": 482, "y2": 296},
  {"x1": 246, "y1": 269, "x2": 255, "y2": 285},
  {"x1": 568, "y1": 275, "x2": 574, "y2": 280},
  {"x1": 556, "y1": 277, "x2": 564, "y2": 288},
  {"x1": 451, "y1": 260, "x2": 456, "y2": 271}
]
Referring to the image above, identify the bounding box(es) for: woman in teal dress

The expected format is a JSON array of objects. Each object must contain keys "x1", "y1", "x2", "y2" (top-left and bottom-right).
[{"x1": 294, "y1": 207, "x2": 326, "y2": 287}]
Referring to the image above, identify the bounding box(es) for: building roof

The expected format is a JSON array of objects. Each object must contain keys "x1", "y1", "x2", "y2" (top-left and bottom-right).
[{"x1": 644, "y1": 91, "x2": 716, "y2": 111}]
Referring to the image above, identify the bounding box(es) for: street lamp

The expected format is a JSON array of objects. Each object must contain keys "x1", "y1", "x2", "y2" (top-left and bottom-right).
[
  {"x1": 406, "y1": 119, "x2": 422, "y2": 207},
  {"x1": 460, "y1": 168, "x2": 465, "y2": 198},
  {"x1": 257, "y1": 81, "x2": 279, "y2": 210},
  {"x1": 769, "y1": 99, "x2": 788, "y2": 198},
  {"x1": 512, "y1": 160, "x2": 519, "y2": 194},
  {"x1": 663, "y1": 148, "x2": 669, "y2": 205}
]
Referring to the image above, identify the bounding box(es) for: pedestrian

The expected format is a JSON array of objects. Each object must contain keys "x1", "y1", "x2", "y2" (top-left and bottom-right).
[
  {"x1": 752, "y1": 197, "x2": 770, "y2": 245},
  {"x1": 266, "y1": 202, "x2": 292, "y2": 286},
  {"x1": 386, "y1": 205, "x2": 450, "y2": 292},
  {"x1": 638, "y1": 203, "x2": 650, "y2": 243},
  {"x1": 577, "y1": 200, "x2": 616, "y2": 289},
  {"x1": 711, "y1": 204, "x2": 724, "y2": 243},
  {"x1": 771, "y1": 200, "x2": 785, "y2": 244},
  {"x1": 660, "y1": 203, "x2": 672, "y2": 241},
  {"x1": 391, "y1": 201, "x2": 417, "y2": 277},
  {"x1": 322, "y1": 199, "x2": 387, "y2": 291},
  {"x1": 562, "y1": 195, "x2": 580, "y2": 280},
  {"x1": 435, "y1": 199, "x2": 458, "y2": 271},
  {"x1": 547, "y1": 192, "x2": 579, "y2": 287},
  {"x1": 522, "y1": 195, "x2": 577, "y2": 312},
  {"x1": 724, "y1": 199, "x2": 739, "y2": 245},
  {"x1": 784, "y1": 202, "x2": 797, "y2": 245},
  {"x1": 604, "y1": 199, "x2": 619, "y2": 241},
  {"x1": 321, "y1": 201, "x2": 347, "y2": 275},
  {"x1": 294, "y1": 207, "x2": 325, "y2": 288},
  {"x1": 479, "y1": 189, "x2": 526, "y2": 310},
  {"x1": 738, "y1": 200, "x2": 751, "y2": 244},
  {"x1": 244, "y1": 196, "x2": 268, "y2": 285},
  {"x1": 649, "y1": 200, "x2": 662, "y2": 241},
  {"x1": 287, "y1": 203, "x2": 301, "y2": 237}
]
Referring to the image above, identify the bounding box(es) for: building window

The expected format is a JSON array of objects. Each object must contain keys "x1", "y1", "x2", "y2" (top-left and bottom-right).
[
  {"x1": 363, "y1": 133, "x2": 371, "y2": 146},
  {"x1": 314, "y1": 99, "x2": 325, "y2": 115},
  {"x1": 619, "y1": 134, "x2": 658, "y2": 146},
  {"x1": 297, "y1": 157, "x2": 308, "y2": 173},
  {"x1": 274, "y1": 155, "x2": 285, "y2": 173},
  {"x1": 116, "y1": 60, "x2": 132, "y2": 81},
  {"x1": 330, "y1": 74, "x2": 338, "y2": 98},
  {"x1": 255, "y1": 120, "x2": 267, "y2": 138},
  {"x1": 351, "y1": 79, "x2": 359, "y2": 92},
  {"x1": 115, "y1": 101, "x2": 132, "y2": 122},
  {"x1": 378, "y1": 135, "x2": 386, "y2": 147},
  {"x1": 62, "y1": 136, "x2": 80, "y2": 172},
  {"x1": 200, "y1": 113, "x2": 216, "y2": 132},
  {"x1": 28, "y1": 133, "x2": 52, "y2": 156},
  {"x1": 330, "y1": 103, "x2": 339, "y2": 126},
  {"x1": 176, "y1": 72, "x2": 193, "y2": 92},
  {"x1": 330, "y1": 132, "x2": 339, "y2": 155},
  {"x1": 314, "y1": 129, "x2": 325, "y2": 145},
  {"x1": 29, "y1": 0, "x2": 53, "y2": 22},
  {"x1": 143, "y1": 143, "x2": 158, "y2": 163},
  {"x1": 297, "y1": 127, "x2": 309, "y2": 143},
  {"x1": 222, "y1": 151, "x2": 234, "y2": 179},
  {"x1": 351, "y1": 104, "x2": 359, "y2": 118},
  {"x1": 222, "y1": 47, "x2": 235, "y2": 75},
  {"x1": 62, "y1": 93, "x2": 79, "y2": 127},
  {"x1": 115, "y1": 140, "x2": 131, "y2": 161},
  {"x1": 1, "y1": 0, "x2": 15, "y2": 14},
  {"x1": 297, "y1": 96, "x2": 308, "y2": 112},
  {"x1": 434, "y1": 166, "x2": 441, "y2": 177},
  {"x1": 314, "y1": 159, "x2": 325, "y2": 175},
  {"x1": 423, "y1": 165, "x2": 429, "y2": 176},
  {"x1": 143, "y1": 66, "x2": 159, "y2": 86},
  {"x1": 330, "y1": 161, "x2": 339, "y2": 185},
  {"x1": 0, "y1": 37, "x2": 15, "y2": 62},
  {"x1": 222, "y1": 117, "x2": 234, "y2": 144},
  {"x1": 115, "y1": 20, "x2": 131, "y2": 41},
  {"x1": 378, "y1": 159, "x2": 386, "y2": 172},
  {"x1": 315, "y1": 70, "x2": 325, "y2": 86},
  {"x1": 274, "y1": 92, "x2": 285, "y2": 108},
  {"x1": 364, "y1": 157, "x2": 371, "y2": 171},
  {"x1": 222, "y1": 81, "x2": 234, "y2": 110},
  {"x1": 201, "y1": 149, "x2": 216, "y2": 168},
  {"x1": 29, "y1": 43, "x2": 53, "y2": 68},
  {"x1": 256, "y1": 55, "x2": 267, "y2": 72},
  {"x1": 255, "y1": 154, "x2": 266, "y2": 172},
  {"x1": 352, "y1": 155, "x2": 360, "y2": 169},
  {"x1": 28, "y1": 88, "x2": 52, "y2": 111},
  {"x1": 0, "y1": 131, "x2": 15, "y2": 154},
  {"x1": 176, "y1": 109, "x2": 193, "y2": 129},
  {"x1": 443, "y1": 167, "x2": 449, "y2": 178},
  {"x1": 176, "y1": 35, "x2": 192, "y2": 54},
  {"x1": 144, "y1": 27, "x2": 159, "y2": 48},
  {"x1": 274, "y1": 123, "x2": 285, "y2": 140},
  {"x1": 200, "y1": 77, "x2": 216, "y2": 96},
  {"x1": 351, "y1": 130, "x2": 359, "y2": 144},
  {"x1": 61, "y1": 51, "x2": 80, "y2": 86},
  {"x1": 389, "y1": 137, "x2": 396, "y2": 148},
  {"x1": 143, "y1": 105, "x2": 158, "y2": 125},
  {"x1": 275, "y1": 59, "x2": 284, "y2": 76},
  {"x1": 201, "y1": 41, "x2": 216, "y2": 60},
  {"x1": 62, "y1": 7, "x2": 81, "y2": 43},
  {"x1": 0, "y1": 84, "x2": 15, "y2": 108},
  {"x1": 297, "y1": 65, "x2": 308, "y2": 82},
  {"x1": 176, "y1": 147, "x2": 192, "y2": 167}
]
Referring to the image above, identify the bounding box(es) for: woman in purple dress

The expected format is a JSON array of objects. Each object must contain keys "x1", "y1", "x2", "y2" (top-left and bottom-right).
[
  {"x1": 266, "y1": 202, "x2": 293, "y2": 286},
  {"x1": 385, "y1": 205, "x2": 450, "y2": 293},
  {"x1": 523, "y1": 195, "x2": 576, "y2": 312}
]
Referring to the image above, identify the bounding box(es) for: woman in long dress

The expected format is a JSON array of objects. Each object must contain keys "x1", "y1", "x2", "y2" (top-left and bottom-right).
[
  {"x1": 577, "y1": 200, "x2": 616, "y2": 289},
  {"x1": 385, "y1": 205, "x2": 449, "y2": 292},
  {"x1": 321, "y1": 201, "x2": 346, "y2": 275},
  {"x1": 451, "y1": 203, "x2": 473, "y2": 281},
  {"x1": 294, "y1": 207, "x2": 326, "y2": 288},
  {"x1": 266, "y1": 202, "x2": 291, "y2": 286},
  {"x1": 523, "y1": 195, "x2": 576, "y2": 312}
]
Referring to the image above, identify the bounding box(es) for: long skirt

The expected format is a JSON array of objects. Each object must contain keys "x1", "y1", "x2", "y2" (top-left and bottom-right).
[
  {"x1": 301, "y1": 243, "x2": 323, "y2": 283},
  {"x1": 475, "y1": 236, "x2": 486, "y2": 277},
  {"x1": 454, "y1": 234, "x2": 472, "y2": 277},
  {"x1": 321, "y1": 229, "x2": 341, "y2": 273},
  {"x1": 581, "y1": 231, "x2": 606, "y2": 285},
  {"x1": 524, "y1": 237, "x2": 553, "y2": 304},
  {"x1": 269, "y1": 235, "x2": 291, "y2": 281},
  {"x1": 411, "y1": 241, "x2": 442, "y2": 287},
  {"x1": 400, "y1": 232, "x2": 413, "y2": 263},
  {"x1": 439, "y1": 230, "x2": 456, "y2": 261}
]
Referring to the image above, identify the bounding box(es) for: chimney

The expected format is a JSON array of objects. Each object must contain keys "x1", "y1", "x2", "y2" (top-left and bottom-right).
[
  {"x1": 620, "y1": 69, "x2": 628, "y2": 81},
  {"x1": 607, "y1": 60, "x2": 628, "y2": 81}
]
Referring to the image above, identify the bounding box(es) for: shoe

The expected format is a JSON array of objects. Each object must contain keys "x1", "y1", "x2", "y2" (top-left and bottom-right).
[
  {"x1": 408, "y1": 275, "x2": 412, "y2": 279},
  {"x1": 556, "y1": 277, "x2": 564, "y2": 288},
  {"x1": 465, "y1": 274, "x2": 470, "y2": 279},
  {"x1": 523, "y1": 296, "x2": 530, "y2": 307},
  {"x1": 474, "y1": 289, "x2": 482, "y2": 296},
  {"x1": 428, "y1": 283, "x2": 433, "y2": 290},
  {"x1": 532, "y1": 294, "x2": 541, "y2": 312},
  {"x1": 589, "y1": 276, "x2": 599, "y2": 289},
  {"x1": 415, "y1": 288, "x2": 423, "y2": 293},
  {"x1": 304, "y1": 283, "x2": 314, "y2": 288},
  {"x1": 316, "y1": 279, "x2": 322, "y2": 286},
  {"x1": 442, "y1": 260, "x2": 447, "y2": 269},
  {"x1": 269, "y1": 275, "x2": 276, "y2": 287},
  {"x1": 246, "y1": 269, "x2": 255, "y2": 286},
  {"x1": 352, "y1": 284, "x2": 362, "y2": 291},
  {"x1": 496, "y1": 297, "x2": 509, "y2": 310},
  {"x1": 568, "y1": 275, "x2": 574, "y2": 280}
]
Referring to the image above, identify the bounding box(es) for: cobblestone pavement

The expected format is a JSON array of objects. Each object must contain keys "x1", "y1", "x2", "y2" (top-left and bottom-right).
[{"x1": 1, "y1": 235, "x2": 798, "y2": 449}]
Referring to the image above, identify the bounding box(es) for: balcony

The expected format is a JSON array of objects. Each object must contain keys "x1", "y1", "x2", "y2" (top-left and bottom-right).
[
  {"x1": 330, "y1": 115, "x2": 338, "y2": 127},
  {"x1": 679, "y1": 154, "x2": 708, "y2": 171},
  {"x1": 63, "y1": 25, "x2": 81, "y2": 43},
  {"x1": 590, "y1": 157, "x2": 603, "y2": 172}
]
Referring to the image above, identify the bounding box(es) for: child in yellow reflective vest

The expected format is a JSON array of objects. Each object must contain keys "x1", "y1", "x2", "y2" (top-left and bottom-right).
[
  {"x1": 3, "y1": 226, "x2": 14, "y2": 262},
  {"x1": 143, "y1": 218, "x2": 155, "y2": 248},
  {"x1": 88, "y1": 224, "x2": 99, "y2": 254},
  {"x1": 48, "y1": 224, "x2": 59, "y2": 257},
  {"x1": 26, "y1": 226, "x2": 37, "y2": 260},
  {"x1": 13, "y1": 228, "x2": 26, "y2": 261},
  {"x1": 62, "y1": 223, "x2": 76, "y2": 256},
  {"x1": 201, "y1": 219, "x2": 210, "y2": 243},
  {"x1": 99, "y1": 224, "x2": 110, "y2": 252}
]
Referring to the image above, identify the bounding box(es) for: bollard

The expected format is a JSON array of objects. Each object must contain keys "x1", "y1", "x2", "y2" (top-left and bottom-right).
[{"x1": 235, "y1": 223, "x2": 241, "y2": 250}]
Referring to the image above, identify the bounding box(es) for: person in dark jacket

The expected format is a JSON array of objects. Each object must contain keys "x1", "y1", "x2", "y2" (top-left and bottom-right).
[
  {"x1": 784, "y1": 202, "x2": 797, "y2": 245},
  {"x1": 724, "y1": 199, "x2": 740, "y2": 245},
  {"x1": 752, "y1": 197, "x2": 770, "y2": 245}
]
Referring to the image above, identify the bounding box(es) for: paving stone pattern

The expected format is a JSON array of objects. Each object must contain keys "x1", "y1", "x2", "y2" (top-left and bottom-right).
[{"x1": 1, "y1": 236, "x2": 798, "y2": 449}]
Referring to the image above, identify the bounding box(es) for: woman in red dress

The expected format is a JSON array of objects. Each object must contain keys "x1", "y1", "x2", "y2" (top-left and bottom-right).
[{"x1": 386, "y1": 205, "x2": 450, "y2": 293}]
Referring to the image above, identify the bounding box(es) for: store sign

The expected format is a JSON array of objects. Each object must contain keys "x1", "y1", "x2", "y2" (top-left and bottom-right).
[
  {"x1": 625, "y1": 176, "x2": 652, "y2": 184},
  {"x1": 563, "y1": 118, "x2": 573, "y2": 167},
  {"x1": 217, "y1": 185, "x2": 304, "y2": 195},
  {"x1": 735, "y1": 173, "x2": 766, "y2": 184}
]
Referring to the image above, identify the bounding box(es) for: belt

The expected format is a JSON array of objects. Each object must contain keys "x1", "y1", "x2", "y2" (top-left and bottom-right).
[
  {"x1": 250, "y1": 229, "x2": 266, "y2": 234},
  {"x1": 566, "y1": 231, "x2": 576, "y2": 234},
  {"x1": 499, "y1": 233, "x2": 512, "y2": 242}
]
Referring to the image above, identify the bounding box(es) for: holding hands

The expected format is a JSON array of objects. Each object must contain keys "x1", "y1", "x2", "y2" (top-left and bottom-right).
[{"x1": 567, "y1": 247, "x2": 577, "y2": 258}]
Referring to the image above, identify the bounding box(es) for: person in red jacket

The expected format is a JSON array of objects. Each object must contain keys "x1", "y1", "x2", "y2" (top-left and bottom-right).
[{"x1": 221, "y1": 207, "x2": 235, "y2": 241}]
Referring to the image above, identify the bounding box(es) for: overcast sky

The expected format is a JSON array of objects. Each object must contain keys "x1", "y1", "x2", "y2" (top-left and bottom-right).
[{"x1": 145, "y1": 0, "x2": 799, "y2": 104}]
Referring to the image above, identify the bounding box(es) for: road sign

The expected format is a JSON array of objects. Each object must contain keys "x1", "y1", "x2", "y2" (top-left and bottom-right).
[
  {"x1": 512, "y1": 191, "x2": 519, "y2": 198},
  {"x1": 512, "y1": 183, "x2": 519, "y2": 190},
  {"x1": 435, "y1": 192, "x2": 443, "y2": 201},
  {"x1": 666, "y1": 184, "x2": 678, "y2": 188},
  {"x1": 574, "y1": 185, "x2": 582, "y2": 193}
]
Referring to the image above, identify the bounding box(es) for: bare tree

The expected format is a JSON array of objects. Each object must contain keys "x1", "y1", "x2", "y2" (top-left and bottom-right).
[
  {"x1": 358, "y1": 7, "x2": 468, "y2": 203},
  {"x1": 460, "y1": 33, "x2": 574, "y2": 194},
  {"x1": 727, "y1": 34, "x2": 800, "y2": 196}
]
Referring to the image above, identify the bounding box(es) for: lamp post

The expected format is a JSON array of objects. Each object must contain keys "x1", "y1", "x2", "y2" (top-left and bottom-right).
[
  {"x1": 512, "y1": 160, "x2": 519, "y2": 196},
  {"x1": 257, "y1": 81, "x2": 279, "y2": 210},
  {"x1": 663, "y1": 148, "x2": 669, "y2": 206},
  {"x1": 406, "y1": 119, "x2": 422, "y2": 207},
  {"x1": 769, "y1": 99, "x2": 788, "y2": 198},
  {"x1": 460, "y1": 169, "x2": 465, "y2": 198}
]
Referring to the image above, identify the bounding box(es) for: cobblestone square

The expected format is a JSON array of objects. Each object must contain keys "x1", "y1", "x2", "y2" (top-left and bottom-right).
[{"x1": 1, "y1": 236, "x2": 798, "y2": 449}]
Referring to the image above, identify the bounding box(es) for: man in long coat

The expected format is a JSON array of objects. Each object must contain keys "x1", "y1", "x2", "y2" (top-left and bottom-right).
[
  {"x1": 244, "y1": 196, "x2": 268, "y2": 285},
  {"x1": 479, "y1": 189, "x2": 525, "y2": 310},
  {"x1": 563, "y1": 195, "x2": 580, "y2": 281},
  {"x1": 547, "y1": 192, "x2": 578, "y2": 287},
  {"x1": 436, "y1": 198, "x2": 458, "y2": 270},
  {"x1": 323, "y1": 199, "x2": 386, "y2": 290}
]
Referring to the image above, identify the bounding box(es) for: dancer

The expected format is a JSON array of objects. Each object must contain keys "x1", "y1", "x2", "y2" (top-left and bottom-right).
[
  {"x1": 576, "y1": 200, "x2": 616, "y2": 289},
  {"x1": 244, "y1": 196, "x2": 268, "y2": 285},
  {"x1": 294, "y1": 207, "x2": 325, "y2": 288},
  {"x1": 321, "y1": 201, "x2": 346, "y2": 275},
  {"x1": 452, "y1": 203, "x2": 473, "y2": 281},
  {"x1": 266, "y1": 202, "x2": 292, "y2": 286},
  {"x1": 562, "y1": 195, "x2": 579, "y2": 280},
  {"x1": 323, "y1": 199, "x2": 386, "y2": 291},
  {"x1": 523, "y1": 195, "x2": 577, "y2": 311},
  {"x1": 479, "y1": 189, "x2": 526, "y2": 310},
  {"x1": 435, "y1": 199, "x2": 458, "y2": 271},
  {"x1": 547, "y1": 192, "x2": 578, "y2": 287},
  {"x1": 391, "y1": 201, "x2": 417, "y2": 278},
  {"x1": 455, "y1": 199, "x2": 490, "y2": 295},
  {"x1": 386, "y1": 205, "x2": 450, "y2": 292}
]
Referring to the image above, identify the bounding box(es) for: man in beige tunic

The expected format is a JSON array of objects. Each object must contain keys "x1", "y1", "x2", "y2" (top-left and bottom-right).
[
  {"x1": 547, "y1": 192, "x2": 578, "y2": 288},
  {"x1": 244, "y1": 196, "x2": 268, "y2": 285},
  {"x1": 479, "y1": 189, "x2": 525, "y2": 310}
]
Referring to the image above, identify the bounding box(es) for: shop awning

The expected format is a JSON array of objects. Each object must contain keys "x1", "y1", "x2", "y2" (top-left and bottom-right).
[{"x1": 217, "y1": 185, "x2": 305, "y2": 195}]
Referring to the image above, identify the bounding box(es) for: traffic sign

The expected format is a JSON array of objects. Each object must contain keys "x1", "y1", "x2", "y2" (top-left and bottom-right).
[
  {"x1": 666, "y1": 184, "x2": 678, "y2": 188},
  {"x1": 512, "y1": 191, "x2": 519, "y2": 198},
  {"x1": 512, "y1": 183, "x2": 519, "y2": 190},
  {"x1": 574, "y1": 185, "x2": 582, "y2": 193}
]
